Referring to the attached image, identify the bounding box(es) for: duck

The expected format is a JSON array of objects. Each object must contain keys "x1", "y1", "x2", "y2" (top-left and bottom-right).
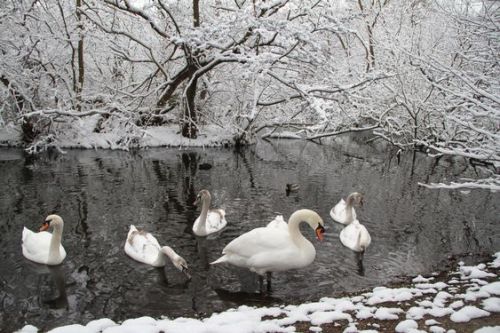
[
  {"x1": 22, "y1": 214, "x2": 67, "y2": 265},
  {"x1": 192, "y1": 189, "x2": 227, "y2": 236},
  {"x1": 339, "y1": 219, "x2": 371, "y2": 254},
  {"x1": 330, "y1": 192, "x2": 364, "y2": 224},
  {"x1": 211, "y1": 209, "x2": 325, "y2": 290},
  {"x1": 285, "y1": 183, "x2": 300, "y2": 195},
  {"x1": 124, "y1": 225, "x2": 190, "y2": 278}
]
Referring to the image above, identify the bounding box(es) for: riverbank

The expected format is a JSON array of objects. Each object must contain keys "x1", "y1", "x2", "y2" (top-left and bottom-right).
[{"x1": 16, "y1": 252, "x2": 500, "y2": 333}]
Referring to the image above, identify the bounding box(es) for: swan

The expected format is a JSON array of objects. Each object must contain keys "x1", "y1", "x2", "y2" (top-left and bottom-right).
[
  {"x1": 22, "y1": 214, "x2": 67, "y2": 265},
  {"x1": 330, "y1": 192, "x2": 364, "y2": 224},
  {"x1": 192, "y1": 189, "x2": 227, "y2": 236},
  {"x1": 339, "y1": 219, "x2": 371, "y2": 254},
  {"x1": 211, "y1": 209, "x2": 325, "y2": 289},
  {"x1": 125, "y1": 225, "x2": 190, "y2": 278}
]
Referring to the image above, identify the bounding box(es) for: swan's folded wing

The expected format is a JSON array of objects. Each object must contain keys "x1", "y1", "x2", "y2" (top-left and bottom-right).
[
  {"x1": 222, "y1": 227, "x2": 291, "y2": 259},
  {"x1": 206, "y1": 210, "x2": 227, "y2": 232}
]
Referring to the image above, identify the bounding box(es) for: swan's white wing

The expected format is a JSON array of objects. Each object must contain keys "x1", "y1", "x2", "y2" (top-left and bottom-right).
[
  {"x1": 330, "y1": 199, "x2": 357, "y2": 224},
  {"x1": 266, "y1": 215, "x2": 288, "y2": 230},
  {"x1": 340, "y1": 222, "x2": 371, "y2": 252},
  {"x1": 220, "y1": 226, "x2": 306, "y2": 273},
  {"x1": 124, "y1": 225, "x2": 163, "y2": 266},
  {"x1": 22, "y1": 227, "x2": 66, "y2": 264},
  {"x1": 205, "y1": 209, "x2": 227, "y2": 234}
]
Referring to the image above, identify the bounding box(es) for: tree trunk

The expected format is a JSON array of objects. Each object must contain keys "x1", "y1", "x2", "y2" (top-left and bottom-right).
[
  {"x1": 193, "y1": 0, "x2": 200, "y2": 27},
  {"x1": 180, "y1": 0, "x2": 201, "y2": 138},
  {"x1": 76, "y1": 0, "x2": 84, "y2": 111},
  {"x1": 182, "y1": 76, "x2": 198, "y2": 138}
]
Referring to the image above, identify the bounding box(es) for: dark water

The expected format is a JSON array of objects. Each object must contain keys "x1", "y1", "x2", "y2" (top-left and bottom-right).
[{"x1": 0, "y1": 137, "x2": 498, "y2": 332}]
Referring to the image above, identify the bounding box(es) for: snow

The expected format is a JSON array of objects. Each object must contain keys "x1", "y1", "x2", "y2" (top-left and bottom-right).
[
  {"x1": 450, "y1": 306, "x2": 490, "y2": 323},
  {"x1": 482, "y1": 297, "x2": 500, "y2": 312},
  {"x1": 14, "y1": 252, "x2": 500, "y2": 333},
  {"x1": 395, "y1": 319, "x2": 418, "y2": 332},
  {"x1": 0, "y1": 124, "x2": 239, "y2": 151},
  {"x1": 474, "y1": 327, "x2": 500, "y2": 333}
]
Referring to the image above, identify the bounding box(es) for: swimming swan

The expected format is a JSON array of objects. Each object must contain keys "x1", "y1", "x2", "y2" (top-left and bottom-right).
[
  {"x1": 330, "y1": 192, "x2": 364, "y2": 224},
  {"x1": 211, "y1": 209, "x2": 325, "y2": 288},
  {"x1": 192, "y1": 189, "x2": 227, "y2": 236},
  {"x1": 22, "y1": 214, "x2": 67, "y2": 265},
  {"x1": 125, "y1": 225, "x2": 190, "y2": 278},
  {"x1": 339, "y1": 219, "x2": 371, "y2": 254}
]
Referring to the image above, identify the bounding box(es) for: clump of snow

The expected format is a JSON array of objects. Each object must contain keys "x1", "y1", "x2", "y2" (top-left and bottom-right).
[
  {"x1": 482, "y1": 297, "x2": 500, "y2": 312},
  {"x1": 450, "y1": 306, "x2": 490, "y2": 323},
  {"x1": 460, "y1": 264, "x2": 496, "y2": 280},
  {"x1": 373, "y1": 307, "x2": 403, "y2": 320},
  {"x1": 474, "y1": 327, "x2": 500, "y2": 333},
  {"x1": 366, "y1": 287, "x2": 418, "y2": 305},
  {"x1": 412, "y1": 275, "x2": 433, "y2": 283},
  {"x1": 428, "y1": 326, "x2": 446, "y2": 333},
  {"x1": 481, "y1": 281, "x2": 500, "y2": 296},
  {"x1": 395, "y1": 319, "x2": 418, "y2": 332},
  {"x1": 424, "y1": 319, "x2": 440, "y2": 326}
]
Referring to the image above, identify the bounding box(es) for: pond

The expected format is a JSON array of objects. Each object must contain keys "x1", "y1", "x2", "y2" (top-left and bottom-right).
[{"x1": 0, "y1": 137, "x2": 499, "y2": 332}]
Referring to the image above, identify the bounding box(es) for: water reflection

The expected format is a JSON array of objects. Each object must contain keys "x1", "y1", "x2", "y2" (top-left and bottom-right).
[{"x1": 0, "y1": 138, "x2": 499, "y2": 331}]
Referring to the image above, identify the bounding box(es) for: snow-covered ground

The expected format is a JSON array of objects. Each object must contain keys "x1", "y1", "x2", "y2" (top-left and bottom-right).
[
  {"x1": 0, "y1": 122, "x2": 239, "y2": 150},
  {"x1": 15, "y1": 253, "x2": 500, "y2": 333}
]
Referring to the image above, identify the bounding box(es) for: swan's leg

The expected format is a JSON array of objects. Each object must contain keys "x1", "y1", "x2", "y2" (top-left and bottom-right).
[
  {"x1": 266, "y1": 272, "x2": 272, "y2": 292},
  {"x1": 356, "y1": 251, "x2": 365, "y2": 276}
]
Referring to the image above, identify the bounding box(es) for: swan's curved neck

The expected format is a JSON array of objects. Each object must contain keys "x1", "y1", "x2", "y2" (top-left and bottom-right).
[
  {"x1": 198, "y1": 195, "x2": 211, "y2": 230},
  {"x1": 49, "y1": 223, "x2": 63, "y2": 259},
  {"x1": 345, "y1": 196, "x2": 355, "y2": 223},
  {"x1": 287, "y1": 211, "x2": 311, "y2": 246},
  {"x1": 161, "y1": 246, "x2": 178, "y2": 261}
]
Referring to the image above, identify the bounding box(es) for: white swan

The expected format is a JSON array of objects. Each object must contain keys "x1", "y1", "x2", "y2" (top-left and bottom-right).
[
  {"x1": 339, "y1": 219, "x2": 371, "y2": 253},
  {"x1": 330, "y1": 192, "x2": 364, "y2": 224},
  {"x1": 211, "y1": 209, "x2": 325, "y2": 286},
  {"x1": 22, "y1": 214, "x2": 67, "y2": 265},
  {"x1": 192, "y1": 189, "x2": 227, "y2": 236},
  {"x1": 124, "y1": 225, "x2": 190, "y2": 277}
]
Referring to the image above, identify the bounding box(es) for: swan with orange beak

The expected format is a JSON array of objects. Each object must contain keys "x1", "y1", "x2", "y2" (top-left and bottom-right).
[{"x1": 211, "y1": 209, "x2": 325, "y2": 291}]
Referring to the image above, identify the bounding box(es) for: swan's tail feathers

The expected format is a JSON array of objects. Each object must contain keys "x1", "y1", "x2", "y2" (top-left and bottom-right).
[{"x1": 210, "y1": 255, "x2": 227, "y2": 265}]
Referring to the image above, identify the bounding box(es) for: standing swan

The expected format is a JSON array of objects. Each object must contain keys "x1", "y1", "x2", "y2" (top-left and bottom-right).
[
  {"x1": 330, "y1": 192, "x2": 364, "y2": 224},
  {"x1": 192, "y1": 189, "x2": 227, "y2": 236},
  {"x1": 211, "y1": 209, "x2": 325, "y2": 289},
  {"x1": 125, "y1": 225, "x2": 190, "y2": 278},
  {"x1": 22, "y1": 214, "x2": 67, "y2": 265}
]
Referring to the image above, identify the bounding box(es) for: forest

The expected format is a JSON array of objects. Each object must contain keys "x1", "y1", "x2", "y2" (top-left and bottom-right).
[{"x1": 0, "y1": 0, "x2": 498, "y2": 189}]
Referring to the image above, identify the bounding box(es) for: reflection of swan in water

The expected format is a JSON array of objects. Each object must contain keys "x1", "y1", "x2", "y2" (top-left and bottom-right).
[
  {"x1": 24, "y1": 262, "x2": 68, "y2": 309},
  {"x1": 44, "y1": 265, "x2": 68, "y2": 309},
  {"x1": 214, "y1": 288, "x2": 282, "y2": 306},
  {"x1": 195, "y1": 236, "x2": 210, "y2": 270}
]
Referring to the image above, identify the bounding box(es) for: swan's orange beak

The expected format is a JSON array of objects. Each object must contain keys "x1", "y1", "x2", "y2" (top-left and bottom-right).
[
  {"x1": 315, "y1": 225, "x2": 325, "y2": 241},
  {"x1": 39, "y1": 221, "x2": 50, "y2": 232}
]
